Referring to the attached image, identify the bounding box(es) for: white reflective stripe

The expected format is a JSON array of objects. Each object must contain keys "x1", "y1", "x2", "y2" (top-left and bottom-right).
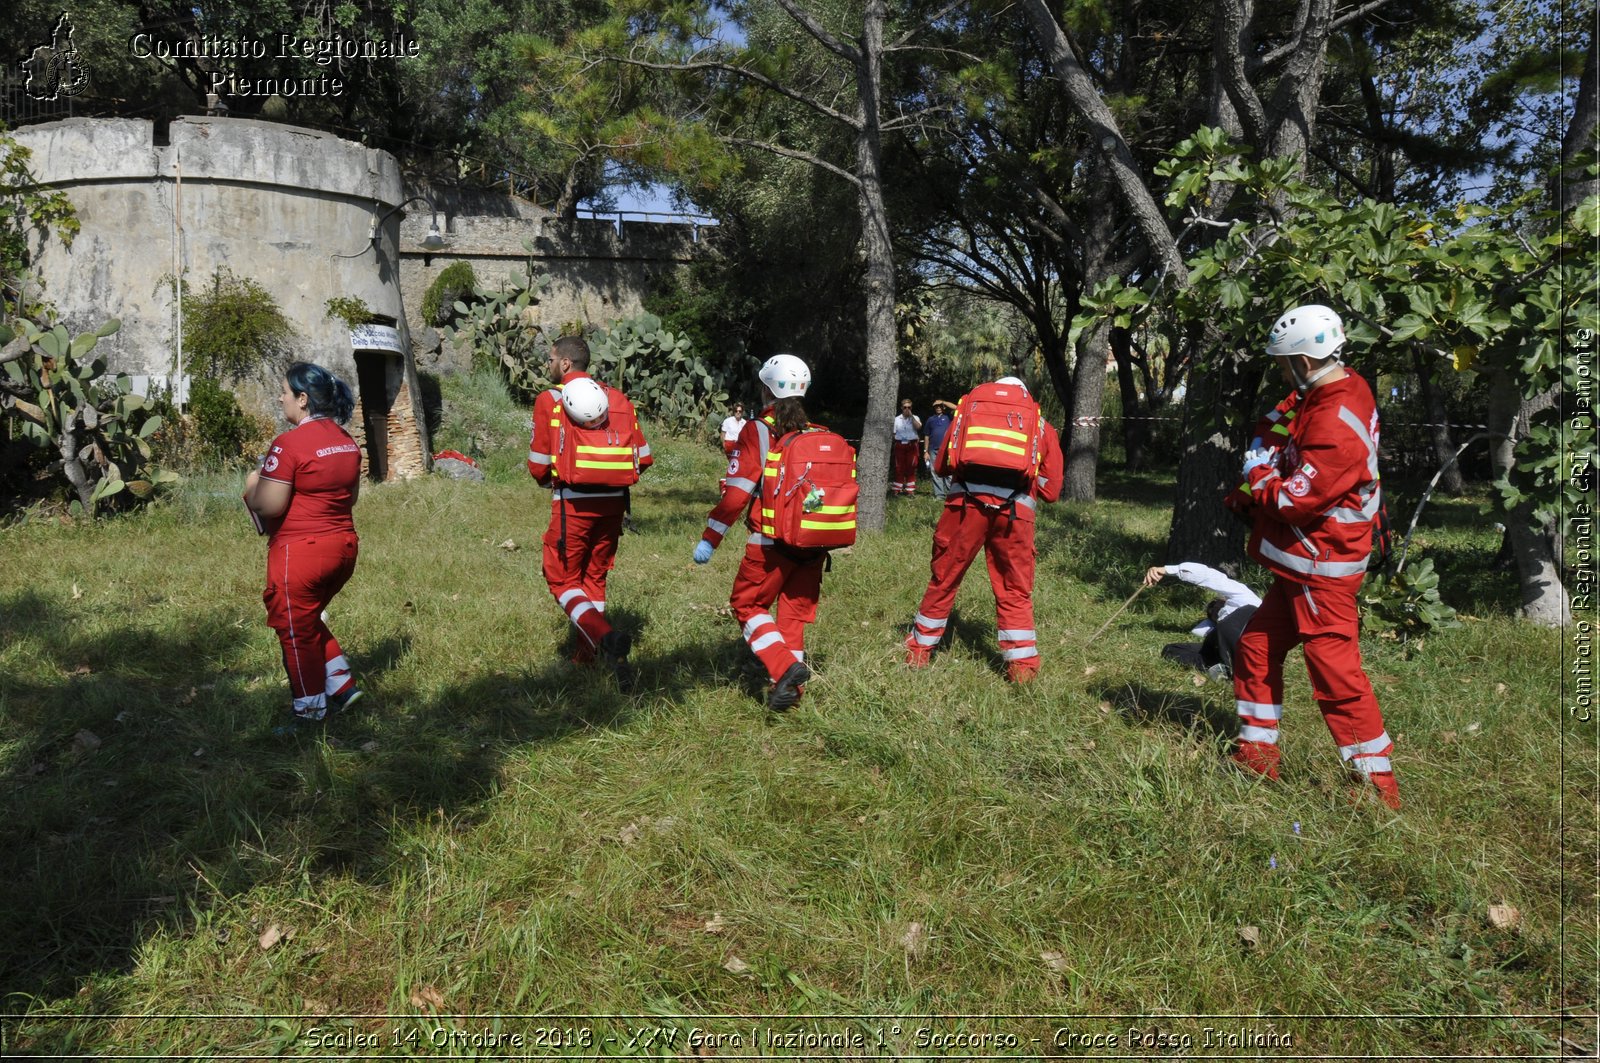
[
  {"x1": 1349, "y1": 756, "x2": 1393, "y2": 775},
  {"x1": 559, "y1": 589, "x2": 585, "y2": 608},
  {"x1": 1340, "y1": 732, "x2": 1392, "y2": 760},
  {"x1": 1258, "y1": 537, "x2": 1369, "y2": 577},
  {"x1": 1277, "y1": 490, "x2": 1295, "y2": 509},
  {"x1": 529, "y1": 450, "x2": 553, "y2": 464},
  {"x1": 1338, "y1": 405, "x2": 1379, "y2": 479},
  {"x1": 914, "y1": 613, "x2": 948, "y2": 630},
  {"x1": 1238, "y1": 724, "x2": 1280, "y2": 744},
  {"x1": 749, "y1": 631, "x2": 783, "y2": 652},
  {"x1": 1001, "y1": 646, "x2": 1039, "y2": 661},
  {"x1": 913, "y1": 632, "x2": 942, "y2": 646},
  {"x1": 552, "y1": 486, "x2": 626, "y2": 500},
  {"x1": 1236, "y1": 700, "x2": 1283, "y2": 720},
  {"x1": 293, "y1": 692, "x2": 328, "y2": 715},
  {"x1": 707, "y1": 519, "x2": 731, "y2": 535},
  {"x1": 997, "y1": 629, "x2": 1036, "y2": 641},
  {"x1": 637, "y1": 444, "x2": 652, "y2": 458},
  {"x1": 743, "y1": 613, "x2": 776, "y2": 639},
  {"x1": 792, "y1": 649, "x2": 805, "y2": 662},
  {"x1": 725, "y1": 477, "x2": 758, "y2": 493},
  {"x1": 1325, "y1": 491, "x2": 1382, "y2": 524},
  {"x1": 568, "y1": 600, "x2": 596, "y2": 623},
  {"x1": 748, "y1": 532, "x2": 775, "y2": 546},
  {"x1": 594, "y1": 600, "x2": 605, "y2": 613}
]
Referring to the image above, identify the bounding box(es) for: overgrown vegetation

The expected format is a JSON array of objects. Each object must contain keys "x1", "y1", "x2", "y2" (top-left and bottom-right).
[
  {"x1": 0, "y1": 410, "x2": 1582, "y2": 1055},
  {"x1": 421, "y1": 261, "x2": 478, "y2": 327},
  {"x1": 589, "y1": 312, "x2": 729, "y2": 435},
  {"x1": 323, "y1": 296, "x2": 375, "y2": 328},
  {"x1": 0, "y1": 317, "x2": 175, "y2": 516},
  {"x1": 0, "y1": 126, "x2": 78, "y2": 320},
  {"x1": 178, "y1": 267, "x2": 295, "y2": 383}
]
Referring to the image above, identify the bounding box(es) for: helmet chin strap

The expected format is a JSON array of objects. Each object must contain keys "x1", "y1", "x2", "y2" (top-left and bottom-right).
[{"x1": 1289, "y1": 355, "x2": 1342, "y2": 393}]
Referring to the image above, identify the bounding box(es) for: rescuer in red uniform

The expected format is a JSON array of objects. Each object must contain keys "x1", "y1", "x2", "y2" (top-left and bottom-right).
[
  {"x1": 527, "y1": 335, "x2": 652, "y2": 671},
  {"x1": 904, "y1": 376, "x2": 1064, "y2": 683},
  {"x1": 244, "y1": 362, "x2": 365, "y2": 729},
  {"x1": 693, "y1": 354, "x2": 831, "y2": 711},
  {"x1": 1227, "y1": 304, "x2": 1399, "y2": 809}
]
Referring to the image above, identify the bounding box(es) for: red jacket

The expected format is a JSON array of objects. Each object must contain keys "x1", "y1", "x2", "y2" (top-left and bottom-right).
[
  {"x1": 1239, "y1": 373, "x2": 1382, "y2": 589},
  {"x1": 702, "y1": 407, "x2": 827, "y2": 548},
  {"x1": 933, "y1": 408, "x2": 1064, "y2": 521},
  {"x1": 527, "y1": 371, "x2": 652, "y2": 511}
]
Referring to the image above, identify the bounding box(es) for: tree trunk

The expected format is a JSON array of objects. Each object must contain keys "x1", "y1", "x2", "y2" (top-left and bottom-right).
[
  {"x1": 57, "y1": 420, "x2": 93, "y2": 514},
  {"x1": 1111, "y1": 325, "x2": 1147, "y2": 470},
  {"x1": 1019, "y1": 0, "x2": 1187, "y2": 284},
  {"x1": 1559, "y1": 37, "x2": 1598, "y2": 213},
  {"x1": 1065, "y1": 319, "x2": 1110, "y2": 501},
  {"x1": 1411, "y1": 345, "x2": 1463, "y2": 495},
  {"x1": 1165, "y1": 341, "x2": 1257, "y2": 567},
  {"x1": 1487, "y1": 370, "x2": 1571, "y2": 625},
  {"x1": 850, "y1": 0, "x2": 897, "y2": 534}
]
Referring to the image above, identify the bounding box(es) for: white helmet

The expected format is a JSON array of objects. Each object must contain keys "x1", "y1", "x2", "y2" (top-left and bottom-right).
[
  {"x1": 561, "y1": 377, "x2": 609, "y2": 426},
  {"x1": 996, "y1": 375, "x2": 1028, "y2": 394},
  {"x1": 1265, "y1": 304, "x2": 1345, "y2": 361},
  {"x1": 758, "y1": 353, "x2": 811, "y2": 398}
]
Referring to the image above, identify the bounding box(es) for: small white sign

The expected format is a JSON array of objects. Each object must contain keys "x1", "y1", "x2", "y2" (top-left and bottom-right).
[{"x1": 349, "y1": 324, "x2": 404, "y2": 353}]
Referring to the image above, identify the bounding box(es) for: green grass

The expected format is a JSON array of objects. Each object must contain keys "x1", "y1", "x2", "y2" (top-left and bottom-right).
[{"x1": 0, "y1": 422, "x2": 1591, "y2": 1058}]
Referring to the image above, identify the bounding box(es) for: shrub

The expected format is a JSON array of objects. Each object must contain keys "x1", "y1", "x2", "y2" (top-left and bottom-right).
[
  {"x1": 422, "y1": 262, "x2": 477, "y2": 327},
  {"x1": 180, "y1": 267, "x2": 294, "y2": 382},
  {"x1": 0, "y1": 317, "x2": 176, "y2": 515},
  {"x1": 589, "y1": 313, "x2": 730, "y2": 436},
  {"x1": 185, "y1": 376, "x2": 273, "y2": 468}
]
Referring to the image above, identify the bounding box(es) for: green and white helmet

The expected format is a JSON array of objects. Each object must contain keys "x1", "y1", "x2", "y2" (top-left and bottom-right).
[
  {"x1": 759, "y1": 353, "x2": 811, "y2": 398},
  {"x1": 560, "y1": 376, "x2": 609, "y2": 426},
  {"x1": 1265, "y1": 304, "x2": 1346, "y2": 361}
]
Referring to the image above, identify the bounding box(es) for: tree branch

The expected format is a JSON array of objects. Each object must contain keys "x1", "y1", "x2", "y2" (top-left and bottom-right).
[
  {"x1": 771, "y1": 0, "x2": 861, "y2": 65},
  {"x1": 887, "y1": 0, "x2": 967, "y2": 50},
  {"x1": 608, "y1": 53, "x2": 861, "y2": 129},
  {"x1": 1261, "y1": 0, "x2": 1399, "y2": 65},
  {"x1": 725, "y1": 137, "x2": 861, "y2": 186}
]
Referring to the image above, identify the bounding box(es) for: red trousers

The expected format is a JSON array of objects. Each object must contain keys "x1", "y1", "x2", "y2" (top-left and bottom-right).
[
  {"x1": 542, "y1": 500, "x2": 622, "y2": 656},
  {"x1": 1232, "y1": 577, "x2": 1396, "y2": 788},
  {"x1": 730, "y1": 543, "x2": 825, "y2": 682},
  {"x1": 907, "y1": 501, "x2": 1040, "y2": 672},
  {"x1": 892, "y1": 440, "x2": 920, "y2": 494},
  {"x1": 263, "y1": 532, "x2": 358, "y2": 717}
]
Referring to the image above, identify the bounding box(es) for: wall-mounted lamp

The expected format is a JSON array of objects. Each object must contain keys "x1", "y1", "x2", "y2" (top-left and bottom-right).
[{"x1": 335, "y1": 195, "x2": 445, "y2": 258}]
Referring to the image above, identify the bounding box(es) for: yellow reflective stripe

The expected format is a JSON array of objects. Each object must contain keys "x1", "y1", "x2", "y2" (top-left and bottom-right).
[
  {"x1": 575, "y1": 445, "x2": 634, "y2": 455},
  {"x1": 575, "y1": 460, "x2": 636, "y2": 470},
  {"x1": 968, "y1": 439, "x2": 1026, "y2": 456},
  {"x1": 1271, "y1": 423, "x2": 1290, "y2": 435},
  {"x1": 968, "y1": 426, "x2": 1028, "y2": 442},
  {"x1": 761, "y1": 508, "x2": 776, "y2": 518},
  {"x1": 812, "y1": 505, "x2": 853, "y2": 514},
  {"x1": 801, "y1": 519, "x2": 856, "y2": 530}
]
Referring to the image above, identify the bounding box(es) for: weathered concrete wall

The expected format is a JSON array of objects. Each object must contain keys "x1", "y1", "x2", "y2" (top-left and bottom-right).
[
  {"x1": 13, "y1": 116, "x2": 431, "y2": 478},
  {"x1": 398, "y1": 203, "x2": 706, "y2": 373},
  {"x1": 13, "y1": 117, "x2": 712, "y2": 476}
]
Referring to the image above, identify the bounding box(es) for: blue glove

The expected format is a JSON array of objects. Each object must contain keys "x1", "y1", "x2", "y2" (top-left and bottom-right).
[
  {"x1": 1242, "y1": 447, "x2": 1276, "y2": 477},
  {"x1": 693, "y1": 540, "x2": 715, "y2": 565}
]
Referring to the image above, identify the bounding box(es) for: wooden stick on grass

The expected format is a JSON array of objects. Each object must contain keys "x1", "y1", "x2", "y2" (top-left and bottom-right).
[{"x1": 1086, "y1": 583, "x2": 1148, "y2": 644}]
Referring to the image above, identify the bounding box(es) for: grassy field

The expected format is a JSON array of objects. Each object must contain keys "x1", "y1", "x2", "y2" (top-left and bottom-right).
[{"x1": 0, "y1": 383, "x2": 1593, "y2": 1058}]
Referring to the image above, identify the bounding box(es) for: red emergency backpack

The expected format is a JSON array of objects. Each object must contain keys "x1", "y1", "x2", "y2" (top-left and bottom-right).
[
  {"x1": 942, "y1": 381, "x2": 1044, "y2": 491},
  {"x1": 555, "y1": 385, "x2": 642, "y2": 487},
  {"x1": 764, "y1": 428, "x2": 858, "y2": 549}
]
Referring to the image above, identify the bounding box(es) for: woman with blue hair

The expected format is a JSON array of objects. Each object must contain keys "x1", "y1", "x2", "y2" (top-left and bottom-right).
[{"x1": 244, "y1": 362, "x2": 365, "y2": 729}]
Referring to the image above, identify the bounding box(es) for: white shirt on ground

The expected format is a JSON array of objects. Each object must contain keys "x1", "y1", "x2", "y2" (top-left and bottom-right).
[{"x1": 1165, "y1": 562, "x2": 1263, "y2": 635}]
